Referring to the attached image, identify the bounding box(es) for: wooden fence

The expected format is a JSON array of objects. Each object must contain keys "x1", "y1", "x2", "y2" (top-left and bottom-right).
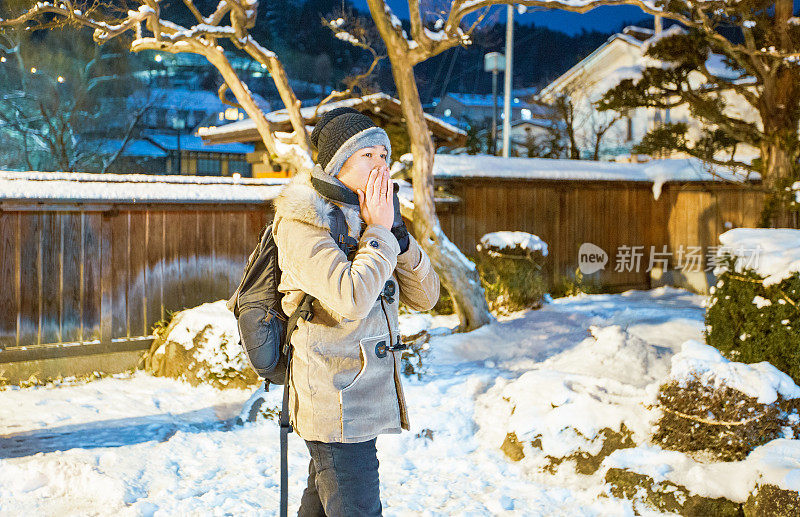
[
  {"x1": 0, "y1": 202, "x2": 270, "y2": 366},
  {"x1": 437, "y1": 178, "x2": 765, "y2": 289}
]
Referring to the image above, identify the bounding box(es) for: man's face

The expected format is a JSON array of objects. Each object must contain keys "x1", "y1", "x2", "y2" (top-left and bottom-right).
[{"x1": 336, "y1": 145, "x2": 389, "y2": 193}]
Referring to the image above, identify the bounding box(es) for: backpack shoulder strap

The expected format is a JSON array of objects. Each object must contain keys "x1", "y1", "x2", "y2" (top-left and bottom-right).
[{"x1": 329, "y1": 204, "x2": 358, "y2": 258}]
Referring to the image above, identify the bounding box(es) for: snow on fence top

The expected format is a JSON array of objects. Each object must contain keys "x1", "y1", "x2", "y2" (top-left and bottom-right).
[
  {"x1": 0, "y1": 171, "x2": 287, "y2": 204},
  {"x1": 716, "y1": 228, "x2": 800, "y2": 287},
  {"x1": 432, "y1": 155, "x2": 758, "y2": 200}
]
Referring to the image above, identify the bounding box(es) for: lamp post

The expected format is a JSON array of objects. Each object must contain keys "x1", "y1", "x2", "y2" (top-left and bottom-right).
[
  {"x1": 484, "y1": 52, "x2": 505, "y2": 155},
  {"x1": 502, "y1": 5, "x2": 514, "y2": 158}
]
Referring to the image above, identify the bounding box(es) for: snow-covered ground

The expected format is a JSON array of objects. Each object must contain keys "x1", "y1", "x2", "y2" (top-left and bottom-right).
[{"x1": 2, "y1": 286, "x2": 791, "y2": 516}]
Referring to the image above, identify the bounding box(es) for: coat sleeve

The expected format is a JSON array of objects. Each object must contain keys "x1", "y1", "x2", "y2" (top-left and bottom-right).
[
  {"x1": 395, "y1": 233, "x2": 440, "y2": 312},
  {"x1": 273, "y1": 216, "x2": 400, "y2": 320}
]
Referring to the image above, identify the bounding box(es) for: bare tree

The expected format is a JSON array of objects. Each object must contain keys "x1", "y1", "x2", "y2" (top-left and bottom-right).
[
  {"x1": 537, "y1": 70, "x2": 624, "y2": 160},
  {"x1": 1, "y1": 0, "x2": 318, "y2": 174},
  {"x1": 326, "y1": 0, "x2": 669, "y2": 330},
  {"x1": 0, "y1": 25, "x2": 150, "y2": 172}
]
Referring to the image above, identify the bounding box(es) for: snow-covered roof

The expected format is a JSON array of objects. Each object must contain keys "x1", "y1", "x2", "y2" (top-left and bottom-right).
[
  {"x1": 100, "y1": 139, "x2": 169, "y2": 158},
  {"x1": 512, "y1": 86, "x2": 539, "y2": 97},
  {"x1": 128, "y1": 87, "x2": 271, "y2": 114},
  {"x1": 198, "y1": 93, "x2": 466, "y2": 144},
  {"x1": 444, "y1": 93, "x2": 534, "y2": 109},
  {"x1": 0, "y1": 171, "x2": 286, "y2": 204},
  {"x1": 511, "y1": 118, "x2": 557, "y2": 129},
  {"x1": 144, "y1": 133, "x2": 254, "y2": 154},
  {"x1": 432, "y1": 155, "x2": 758, "y2": 200},
  {"x1": 538, "y1": 28, "x2": 650, "y2": 100},
  {"x1": 100, "y1": 134, "x2": 254, "y2": 158},
  {"x1": 540, "y1": 24, "x2": 748, "y2": 100}
]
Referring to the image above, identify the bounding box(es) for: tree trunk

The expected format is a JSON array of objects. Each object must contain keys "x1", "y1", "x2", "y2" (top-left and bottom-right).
[
  {"x1": 759, "y1": 138, "x2": 799, "y2": 228},
  {"x1": 757, "y1": 0, "x2": 800, "y2": 229},
  {"x1": 387, "y1": 49, "x2": 493, "y2": 332}
]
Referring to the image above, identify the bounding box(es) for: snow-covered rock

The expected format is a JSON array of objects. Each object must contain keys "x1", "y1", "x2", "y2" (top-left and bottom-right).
[{"x1": 144, "y1": 300, "x2": 259, "y2": 389}]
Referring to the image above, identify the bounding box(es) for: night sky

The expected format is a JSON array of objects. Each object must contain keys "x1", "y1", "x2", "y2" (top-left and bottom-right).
[{"x1": 350, "y1": 1, "x2": 653, "y2": 35}]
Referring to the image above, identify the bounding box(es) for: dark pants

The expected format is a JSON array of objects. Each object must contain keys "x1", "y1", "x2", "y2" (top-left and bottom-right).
[{"x1": 298, "y1": 438, "x2": 382, "y2": 517}]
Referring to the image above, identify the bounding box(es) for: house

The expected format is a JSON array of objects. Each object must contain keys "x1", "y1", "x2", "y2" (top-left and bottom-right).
[
  {"x1": 96, "y1": 88, "x2": 270, "y2": 175},
  {"x1": 103, "y1": 132, "x2": 254, "y2": 176},
  {"x1": 537, "y1": 25, "x2": 760, "y2": 161},
  {"x1": 431, "y1": 92, "x2": 547, "y2": 129},
  {"x1": 127, "y1": 87, "x2": 270, "y2": 133},
  {"x1": 198, "y1": 93, "x2": 467, "y2": 178},
  {"x1": 464, "y1": 119, "x2": 558, "y2": 156}
]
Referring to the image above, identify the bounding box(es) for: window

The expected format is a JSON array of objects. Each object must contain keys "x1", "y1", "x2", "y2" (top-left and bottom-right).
[
  {"x1": 197, "y1": 158, "x2": 221, "y2": 175},
  {"x1": 228, "y1": 160, "x2": 252, "y2": 177}
]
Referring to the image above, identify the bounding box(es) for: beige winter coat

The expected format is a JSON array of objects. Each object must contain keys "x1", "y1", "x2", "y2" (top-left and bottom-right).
[{"x1": 272, "y1": 166, "x2": 440, "y2": 443}]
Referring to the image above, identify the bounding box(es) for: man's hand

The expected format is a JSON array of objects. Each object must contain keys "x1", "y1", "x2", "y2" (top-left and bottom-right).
[{"x1": 357, "y1": 166, "x2": 393, "y2": 231}]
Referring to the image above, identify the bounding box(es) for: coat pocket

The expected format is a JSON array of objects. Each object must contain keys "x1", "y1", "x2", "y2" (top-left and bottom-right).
[{"x1": 339, "y1": 332, "x2": 400, "y2": 439}]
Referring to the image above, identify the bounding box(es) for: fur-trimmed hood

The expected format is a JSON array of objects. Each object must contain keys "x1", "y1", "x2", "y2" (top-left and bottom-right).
[{"x1": 272, "y1": 164, "x2": 363, "y2": 239}]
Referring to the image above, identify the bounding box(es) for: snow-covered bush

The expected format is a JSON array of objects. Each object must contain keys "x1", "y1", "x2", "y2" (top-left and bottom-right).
[
  {"x1": 705, "y1": 229, "x2": 800, "y2": 384},
  {"x1": 143, "y1": 300, "x2": 260, "y2": 389},
  {"x1": 652, "y1": 341, "x2": 800, "y2": 461},
  {"x1": 476, "y1": 231, "x2": 549, "y2": 314}
]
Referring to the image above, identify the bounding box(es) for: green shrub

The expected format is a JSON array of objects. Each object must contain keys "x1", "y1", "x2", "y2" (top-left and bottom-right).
[
  {"x1": 551, "y1": 268, "x2": 604, "y2": 298},
  {"x1": 705, "y1": 255, "x2": 800, "y2": 384},
  {"x1": 475, "y1": 243, "x2": 547, "y2": 315}
]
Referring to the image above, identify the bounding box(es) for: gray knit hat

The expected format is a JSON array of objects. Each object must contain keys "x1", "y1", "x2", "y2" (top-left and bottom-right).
[{"x1": 310, "y1": 107, "x2": 392, "y2": 177}]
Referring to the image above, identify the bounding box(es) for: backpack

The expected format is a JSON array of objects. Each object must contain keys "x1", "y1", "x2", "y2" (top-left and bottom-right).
[{"x1": 227, "y1": 202, "x2": 358, "y2": 517}]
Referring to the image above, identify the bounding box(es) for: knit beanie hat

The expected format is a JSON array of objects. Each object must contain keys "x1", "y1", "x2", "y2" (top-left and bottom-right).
[{"x1": 310, "y1": 107, "x2": 392, "y2": 177}]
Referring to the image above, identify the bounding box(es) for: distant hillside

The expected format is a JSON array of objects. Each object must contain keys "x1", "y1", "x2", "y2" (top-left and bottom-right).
[
  {"x1": 159, "y1": 0, "x2": 619, "y2": 100},
  {"x1": 407, "y1": 23, "x2": 613, "y2": 101}
]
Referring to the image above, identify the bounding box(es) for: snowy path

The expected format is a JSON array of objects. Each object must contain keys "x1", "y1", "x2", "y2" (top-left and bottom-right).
[{"x1": 0, "y1": 287, "x2": 705, "y2": 516}]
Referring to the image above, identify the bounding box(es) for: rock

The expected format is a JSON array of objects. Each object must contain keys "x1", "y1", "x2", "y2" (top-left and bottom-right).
[
  {"x1": 143, "y1": 302, "x2": 260, "y2": 390},
  {"x1": 605, "y1": 468, "x2": 742, "y2": 516},
  {"x1": 572, "y1": 426, "x2": 636, "y2": 475},
  {"x1": 743, "y1": 484, "x2": 800, "y2": 517},
  {"x1": 541, "y1": 426, "x2": 636, "y2": 475},
  {"x1": 501, "y1": 432, "x2": 525, "y2": 461}
]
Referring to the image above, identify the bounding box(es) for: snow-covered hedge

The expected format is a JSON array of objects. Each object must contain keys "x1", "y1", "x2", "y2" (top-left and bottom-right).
[
  {"x1": 705, "y1": 228, "x2": 800, "y2": 384},
  {"x1": 143, "y1": 300, "x2": 260, "y2": 389},
  {"x1": 476, "y1": 231, "x2": 548, "y2": 314}
]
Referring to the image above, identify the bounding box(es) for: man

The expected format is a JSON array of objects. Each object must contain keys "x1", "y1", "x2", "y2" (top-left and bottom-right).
[{"x1": 271, "y1": 107, "x2": 440, "y2": 516}]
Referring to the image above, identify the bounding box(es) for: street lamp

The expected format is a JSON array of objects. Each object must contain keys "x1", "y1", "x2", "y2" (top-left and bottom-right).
[
  {"x1": 502, "y1": 5, "x2": 514, "y2": 158},
  {"x1": 484, "y1": 52, "x2": 505, "y2": 155}
]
